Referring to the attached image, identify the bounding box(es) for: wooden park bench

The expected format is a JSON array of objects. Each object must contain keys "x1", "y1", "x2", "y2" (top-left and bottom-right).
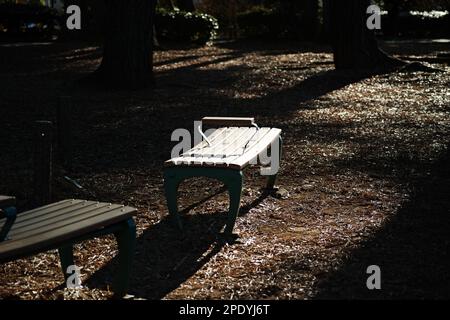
[
  {"x1": 164, "y1": 117, "x2": 282, "y2": 235},
  {"x1": 0, "y1": 196, "x2": 136, "y2": 297}
]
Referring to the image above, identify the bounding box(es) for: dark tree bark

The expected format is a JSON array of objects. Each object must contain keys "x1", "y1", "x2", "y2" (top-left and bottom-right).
[
  {"x1": 386, "y1": 0, "x2": 400, "y2": 37},
  {"x1": 176, "y1": 0, "x2": 195, "y2": 12},
  {"x1": 322, "y1": 0, "x2": 332, "y2": 40},
  {"x1": 95, "y1": 0, "x2": 157, "y2": 89},
  {"x1": 330, "y1": 0, "x2": 402, "y2": 70},
  {"x1": 304, "y1": 0, "x2": 319, "y2": 40}
]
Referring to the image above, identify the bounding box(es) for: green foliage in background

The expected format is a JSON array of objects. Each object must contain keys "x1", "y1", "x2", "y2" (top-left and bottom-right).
[{"x1": 155, "y1": 8, "x2": 219, "y2": 45}]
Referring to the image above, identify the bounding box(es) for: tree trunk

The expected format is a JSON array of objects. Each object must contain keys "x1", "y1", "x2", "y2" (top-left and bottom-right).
[
  {"x1": 386, "y1": 0, "x2": 400, "y2": 37},
  {"x1": 176, "y1": 0, "x2": 195, "y2": 12},
  {"x1": 330, "y1": 0, "x2": 401, "y2": 70},
  {"x1": 95, "y1": 0, "x2": 156, "y2": 89},
  {"x1": 304, "y1": 0, "x2": 319, "y2": 40},
  {"x1": 322, "y1": 0, "x2": 332, "y2": 41}
]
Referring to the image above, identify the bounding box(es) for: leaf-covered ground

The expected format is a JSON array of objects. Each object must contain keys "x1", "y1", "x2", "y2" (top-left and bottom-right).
[{"x1": 0, "y1": 39, "x2": 449, "y2": 299}]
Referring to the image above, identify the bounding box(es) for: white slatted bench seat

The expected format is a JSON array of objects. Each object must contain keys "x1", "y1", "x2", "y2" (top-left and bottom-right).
[{"x1": 163, "y1": 117, "x2": 282, "y2": 235}]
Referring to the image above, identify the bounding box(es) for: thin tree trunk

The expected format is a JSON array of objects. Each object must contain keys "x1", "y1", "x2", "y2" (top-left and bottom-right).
[
  {"x1": 330, "y1": 0, "x2": 402, "y2": 70},
  {"x1": 95, "y1": 0, "x2": 156, "y2": 89}
]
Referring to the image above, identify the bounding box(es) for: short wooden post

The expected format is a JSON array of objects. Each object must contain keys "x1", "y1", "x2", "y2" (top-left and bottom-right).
[
  {"x1": 57, "y1": 96, "x2": 72, "y2": 168},
  {"x1": 34, "y1": 120, "x2": 53, "y2": 206}
]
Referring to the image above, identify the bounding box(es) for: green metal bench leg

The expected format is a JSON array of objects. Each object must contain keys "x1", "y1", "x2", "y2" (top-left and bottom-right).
[
  {"x1": 58, "y1": 244, "x2": 74, "y2": 280},
  {"x1": 223, "y1": 170, "x2": 243, "y2": 235},
  {"x1": 266, "y1": 136, "x2": 283, "y2": 190},
  {"x1": 112, "y1": 218, "x2": 136, "y2": 297},
  {"x1": 163, "y1": 167, "x2": 244, "y2": 235},
  {"x1": 266, "y1": 174, "x2": 277, "y2": 190},
  {"x1": 163, "y1": 170, "x2": 183, "y2": 230}
]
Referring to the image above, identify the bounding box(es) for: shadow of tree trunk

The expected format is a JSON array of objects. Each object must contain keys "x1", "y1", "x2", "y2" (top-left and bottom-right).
[{"x1": 313, "y1": 145, "x2": 450, "y2": 299}]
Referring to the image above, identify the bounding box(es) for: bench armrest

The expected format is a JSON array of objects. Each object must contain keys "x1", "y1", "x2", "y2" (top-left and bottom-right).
[{"x1": 202, "y1": 117, "x2": 255, "y2": 127}]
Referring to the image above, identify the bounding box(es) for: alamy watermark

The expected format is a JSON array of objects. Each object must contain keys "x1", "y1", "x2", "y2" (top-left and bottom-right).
[
  {"x1": 366, "y1": 265, "x2": 381, "y2": 290},
  {"x1": 66, "y1": 264, "x2": 82, "y2": 289},
  {"x1": 367, "y1": 5, "x2": 382, "y2": 30},
  {"x1": 64, "y1": 4, "x2": 380, "y2": 32},
  {"x1": 66, "y1": 5, "x2": 81, "y2": 30}
]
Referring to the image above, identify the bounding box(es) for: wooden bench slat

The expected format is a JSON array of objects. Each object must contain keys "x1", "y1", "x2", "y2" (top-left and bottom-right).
[
  {"x1": 232, "y1": 128, "x2": 282, "y2": 168},
  {"x1": 200, "y1": 127, "x2": 269, "y2": 166},
  {"x1": 0, "y1": 200, "x2": 136, "y2": 262},
  {"x1": 211, "y1": 127, "x2": 255, "y2": 157},
  {"x1": 212, "y1": 128, "x2": 275, "y2": 168},
  {"x1": 181, "y1": 127, "x2": 228, "y2": 157},
  {"x1": 224, "y1": 127, "x2": 258, "y2": 155},
  {"x1": 187, "y1": 127, "x2": 244, "y2": 157},
  {"x1": 9, "y1": 202, "x2": 111, "y2": 237},
  {"x1": 165, "y1": 127, "x2": 280, "y2": 170},
  {"x1": 12, "y1": 199, "x2": 76, "y2": 219},
  {"x1": 200, "y1": 127, "x2": 250, "y2": 158},
  {"x1": 210, "y1": 127, "x2": 272, "y2": 165},
  {"x1": 11, "y1": 200, "x2": 91, "y2": 227},
  {"x1": 178, "y1": 127, "x2": 257, "y2": 160},
  {"x1": 220, "y1": 127, "x2": 272, "y2": 162},
  {"x1": 8, "y1": 203, "x2": 124, "y2": 240},
  {"x1": 184, "y1": 127, "x2": 233, "y2": 158}
]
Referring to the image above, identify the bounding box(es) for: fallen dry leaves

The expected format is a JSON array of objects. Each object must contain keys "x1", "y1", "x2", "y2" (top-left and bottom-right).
[{"x1": 0, "y1": 39, "x2": 449, "y2": 299}]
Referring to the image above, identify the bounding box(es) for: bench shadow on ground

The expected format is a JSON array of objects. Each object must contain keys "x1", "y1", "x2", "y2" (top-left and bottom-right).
[
  {"x1": 311, "y1": 145, "x2": 450, "y2": 299},
  {"x1": 85, "y1": 211, "x2": 227, "y2": 299},
  {"x1": 85, "y1": 184, "x2": 273, "y2": 299}
]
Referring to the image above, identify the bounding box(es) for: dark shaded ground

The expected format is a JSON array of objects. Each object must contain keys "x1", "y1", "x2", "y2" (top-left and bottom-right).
[
  {"x1": 315, "y1": 144, "x2": 450, "y2": 299},
  {"x1": 0, "y1": 39, "x2": 449, "y2": 299}
]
